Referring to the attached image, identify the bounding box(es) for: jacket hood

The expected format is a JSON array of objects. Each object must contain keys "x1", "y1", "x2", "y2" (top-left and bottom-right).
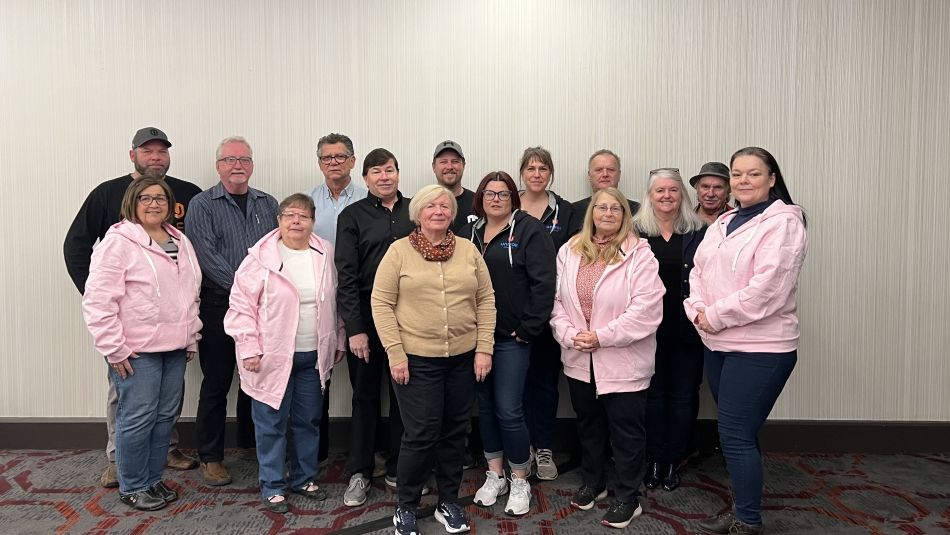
[
  {"x1": 246, "y1": 228, "x2": 330, "y2": 272},
  {"x1": 111, "y1": 219, "x2": 183, "y2": 245}
]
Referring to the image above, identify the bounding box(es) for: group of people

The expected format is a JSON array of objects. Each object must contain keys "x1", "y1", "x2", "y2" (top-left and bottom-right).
[{"x1": 66, "y1": 127, "x2": 807, "y2": 535}]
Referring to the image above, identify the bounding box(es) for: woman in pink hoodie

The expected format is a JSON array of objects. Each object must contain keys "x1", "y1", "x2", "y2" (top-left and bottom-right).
[
  {"x1": 550, "y1": 187, "x2": 665, "y2": 529},
  {"x1": 224, "y1": 194, "x2": 345, "y2": 513},
  {"x1": 83, "y1": 176, "x2": 202, "y2": 512},
  {"x1": 685, "y1": 147, "x2": 808, "y2": 535}
]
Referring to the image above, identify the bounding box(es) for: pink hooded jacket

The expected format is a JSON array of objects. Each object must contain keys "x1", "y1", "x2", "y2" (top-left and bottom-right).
[
  {"x1": 224, "y1": 229, "x2": 345, "y2": 410},
  {"x1": 82, "y1": 220, "x2": 202, "y2": 363},
  {"x1": 684, "y1": 200, "x2": 807, "y2": 353},
  {"x1": 550, "y1": 235, "x2": 665, "y2": 395}
]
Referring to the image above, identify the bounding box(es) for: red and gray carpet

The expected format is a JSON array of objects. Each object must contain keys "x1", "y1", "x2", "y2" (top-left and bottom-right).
[{"x1": 1, "y1": 449, "x2": 948, "y2": 534}]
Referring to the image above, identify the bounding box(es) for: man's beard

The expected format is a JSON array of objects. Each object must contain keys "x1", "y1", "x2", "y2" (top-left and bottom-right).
[{"x1": 134, "y1": 161, "x2": 169, "y2": 179}]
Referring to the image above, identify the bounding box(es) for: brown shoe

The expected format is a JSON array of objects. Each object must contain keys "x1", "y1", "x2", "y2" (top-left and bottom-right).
[
  {"x1": 166, "y1": 449, "x2": 198, "y2": 470},
  {"x1": 100, "y1": 463, "x2": 119, "y2": 488},
  {"x1": 200, "y1": 461, "x2": 232, "y2": 486}
]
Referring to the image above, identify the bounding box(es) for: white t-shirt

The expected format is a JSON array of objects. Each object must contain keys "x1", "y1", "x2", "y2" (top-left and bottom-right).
[{"x1": 278, "y1": 242, "x2": 318, "y2": 352}]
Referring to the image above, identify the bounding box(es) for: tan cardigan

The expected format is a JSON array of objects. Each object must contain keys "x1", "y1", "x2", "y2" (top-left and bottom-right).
[{"x1": 371, "y1": 237, "x2": 496, "y2": 366}]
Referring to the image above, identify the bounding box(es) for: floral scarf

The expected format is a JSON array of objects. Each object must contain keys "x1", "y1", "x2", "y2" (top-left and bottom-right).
[{"x1": 408, "y1": 227, "x2": 456, "y2": 261}]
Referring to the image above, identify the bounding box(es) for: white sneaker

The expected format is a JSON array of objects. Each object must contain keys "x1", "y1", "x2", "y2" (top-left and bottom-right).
[
  {"x1": 505, "y1": 476, "x2": 531, "y2": 516},
  {"x1": 473, "y1": 471, "x2": 508, "y2": 507}
]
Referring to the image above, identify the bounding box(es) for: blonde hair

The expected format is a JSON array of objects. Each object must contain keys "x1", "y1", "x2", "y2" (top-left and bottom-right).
[
  {"x1": 409, "y1": 184, "x2": 457, "y2": 224},
  {"x1": 571, "y1": 187, "x2": 636, "y2": 265},
  {"x1": 633, "y1": 169, "x2": 704, "y2": 236}
]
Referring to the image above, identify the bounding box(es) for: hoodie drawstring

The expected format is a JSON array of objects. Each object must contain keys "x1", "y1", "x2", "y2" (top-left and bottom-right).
[{"x1": 139, "y1": 244, "x2": 162, "y2": 298}]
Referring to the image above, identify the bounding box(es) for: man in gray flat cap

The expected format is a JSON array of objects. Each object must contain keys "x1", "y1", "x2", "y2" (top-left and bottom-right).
[{"x1": 689, "y1": 162, "x2": 733, "y2": 224}]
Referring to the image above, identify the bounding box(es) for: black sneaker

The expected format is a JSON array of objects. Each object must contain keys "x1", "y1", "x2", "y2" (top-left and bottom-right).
[
  {"x1": 119, "y1": 489, "x2": 166, "y2": 511},
  {"x1": 434, "y1": 501, "x2": 471, "y2": 533},
  {"x1": 148, "y1": 481, "x2": 178, "y2": 503},
  {"x1": 601, "y1": 499, "x2": 642, "y2": 528},
  {"x1": 570, "y1": 484, "x2": 608, "y2": 510},
  {"x1": 393, "y1": 506, "x2": 420, "y2": 535}
]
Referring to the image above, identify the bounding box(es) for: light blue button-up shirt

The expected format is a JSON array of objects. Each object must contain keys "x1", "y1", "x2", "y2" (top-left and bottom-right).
[{"x1": 309, "y1": 178, "x2": 368, "y2": 244}]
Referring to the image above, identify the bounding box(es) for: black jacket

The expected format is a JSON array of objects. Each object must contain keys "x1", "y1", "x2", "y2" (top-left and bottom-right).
[
  {"x1": 569, "y1": 196, "x2": 640, "y2": 236},
  {"x1": 643, "y1": 226, "x2": 708, "y2": 343},
  {"x1": 460, "y1": 210, "x2": 556, "y2": 342},
  {"x1": 534, "y1": 191, "x2": 576, "y2": 252},
  {"x1": 63, "y1": 174, "x2": 202, "y2": 294},
  {"x1": 451, "y1": 188, "x2": 477, "y2": 233},
  {"x1": 335, "y1": 191, "x2": 414, "y2": 337}
]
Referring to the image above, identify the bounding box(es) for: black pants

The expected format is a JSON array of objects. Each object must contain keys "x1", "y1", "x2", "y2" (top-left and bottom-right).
[
  {"x1": 645, "y1": 337, "x2": 704, "y2": 464},
  {"x1": 393, "y1": 352, "x2": 475, "y2": 510},
  {"x1": 567, "y1": 371, "x2": 647, "y2": 504},
  {"x1": 345, "y1": 329, "x2": 401, "y2": 477},
  {"x1": 195, "y1": 295, "x2": 255, "y2": 463},
  {"x1": 523, "y1": 327, "x2": 562, "y2": 450}
]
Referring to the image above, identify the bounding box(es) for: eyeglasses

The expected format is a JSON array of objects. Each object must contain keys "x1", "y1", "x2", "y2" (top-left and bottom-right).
[
  {"x1": 318, "y1": 154, "x2": 351, "y2": 164},
  {"x1": 483, "y1": 191, "x2": 512, "y2": 201},
  {"x1": 279, "y1": 212, "x2": 313, "y2": 222},
  {"x1": 650, "y1": 167, "x2": 680, "y2": 175},
  {"x1": 217, "y1": 157, "x2": 253, "y2": 166},
  {"x1": 137, "y1": 194, "x2": 169, "y2": 206},
  {"x1": 593, "y1": 203, "x2": 624, "y2": 214}
]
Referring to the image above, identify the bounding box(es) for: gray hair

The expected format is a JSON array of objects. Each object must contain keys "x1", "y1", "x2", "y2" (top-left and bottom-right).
[
  {"x1": 215, "y1": 136, "x2": 253, "y2": 159},
  {"x1": 633, "y1": 169, "x2": 705, "y2": 236},
  {"x1": 409, "y1": 185, "x2": 457, "y2": 224},
  {"x1": 587, "y1": 149, "x2": 621, "y2": 171},
  {"x1": 317, "y1": 133, "x2": 355, "y2": 156}
]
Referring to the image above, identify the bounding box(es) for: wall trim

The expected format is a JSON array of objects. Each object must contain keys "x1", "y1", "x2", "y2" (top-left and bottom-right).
[{"x1": 2, "y1": 418, "x2": 948, "y2": 453}]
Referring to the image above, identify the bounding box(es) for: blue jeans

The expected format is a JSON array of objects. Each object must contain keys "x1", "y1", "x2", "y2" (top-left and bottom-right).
[
  {"x1": 251, "y1": 351, "x2": 323, "y2": 500},
  {"x1": 477, "y1": 339, "x2": 532, "y2": 469},
  {"x1": 110, "y1": 349, "x2": 187, "y2": 495},
  {"x1": 705, "y1": 349, "x2": 797, "y2": 525}
]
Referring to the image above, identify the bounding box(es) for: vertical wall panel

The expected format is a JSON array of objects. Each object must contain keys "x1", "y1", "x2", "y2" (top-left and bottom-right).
[{"x1": 0, "y1": 0, "x2": 947, "y2": 421}]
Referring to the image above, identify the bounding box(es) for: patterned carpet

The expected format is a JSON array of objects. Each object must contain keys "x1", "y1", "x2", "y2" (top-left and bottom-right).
[{"x1": 1, "y1": 449, "x2": 948, "y2": 534}]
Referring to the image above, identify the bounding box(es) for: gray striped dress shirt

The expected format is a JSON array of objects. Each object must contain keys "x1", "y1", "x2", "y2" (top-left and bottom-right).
[{"x1": 184, "y1": 182, "x2": 279, "y2": 291}]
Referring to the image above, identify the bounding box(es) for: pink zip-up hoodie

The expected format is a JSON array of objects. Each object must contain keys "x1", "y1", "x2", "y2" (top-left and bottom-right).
[
  {"x1": 684, "y1": 200, "x2": 808, "y2": 353},
  {"x1": 224, "y1": 229, "x2": 345, "y2": 410},
  {"x1": 550, "y1": 235, "x2": 665, "y2": 395},
  {"x1": 83, "y1": 220, "x2": 202, "y2": 363}
]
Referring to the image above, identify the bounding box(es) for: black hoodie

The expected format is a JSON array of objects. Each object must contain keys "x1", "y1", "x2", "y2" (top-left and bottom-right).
[
  {"x1": 460, "y1": 210, "x2": 556, "y2": 342},
  {"x1": 526, "y1": 190, "x2": 576, "y2": 252}
]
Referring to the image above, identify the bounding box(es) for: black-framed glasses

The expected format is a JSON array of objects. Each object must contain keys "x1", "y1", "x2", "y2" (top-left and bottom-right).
[
  {"x1": 217, "y1": 157, "x2": 253, "y2": 166},
  {"x1": 483, "y1": 191, "x2": 512, "y2": 201},
  {"x1": 137, "y1": 194, "x2": 169, "y2": 206},
  {"x1": 318, "y1": 154, "x2": 351, "y2": 164}
]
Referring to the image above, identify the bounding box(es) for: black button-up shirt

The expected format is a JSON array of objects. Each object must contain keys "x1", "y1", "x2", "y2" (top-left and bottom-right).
[{"x1": 335, "y1": 191, "x2": 414, "y2": 337}]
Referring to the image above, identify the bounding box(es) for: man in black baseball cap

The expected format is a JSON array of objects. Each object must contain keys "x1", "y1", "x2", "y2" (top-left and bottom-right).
[
  {"x1": 64, "y1": 126, "x2": 203, "y2": 487},
  {"x1": 689, "y1": 162, "x2": 733, "y2": 224}
]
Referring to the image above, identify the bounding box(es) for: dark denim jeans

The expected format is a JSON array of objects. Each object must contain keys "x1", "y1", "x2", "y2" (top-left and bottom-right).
[
  {"x1": 111, "y1": 349, "x2": 186, "y2": 494},
  {"x1": 251, "y1": 351, "x2": 323, "y2": 500},
  {"x1": 705, "y1": 348, "x2": 797, "y2": 525},
  {"x1": 477, "y1": 338, "x2": 532, "y2": 469},
  {"x1": 523, "y1": 328, "x2": 561, "y2": 450}
]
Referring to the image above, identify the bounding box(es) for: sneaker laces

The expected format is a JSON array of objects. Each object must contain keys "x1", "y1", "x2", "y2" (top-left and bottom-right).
[
  {"x1": 440, "y1": 501, "x2": 464, "y2": 520},
  {"x1": 396, "y1": 507, "x2": 418, "y2": 529},
  {"x1": 347, "y1": 475, "x2": 366, "y2": 492},
  {"x1": 536, "y1": 448, "x2": 554, "y2": 465},
  {"x1": 510, "y1": 477, "x2": 530, "y2": 498}
]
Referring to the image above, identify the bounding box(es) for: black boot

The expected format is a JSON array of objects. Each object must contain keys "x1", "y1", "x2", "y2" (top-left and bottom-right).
[
  {"x1": 642, "y1": 461, "x2": 661, "y2": 489},
  {"x1": 661, "y1": 463, "x2": 680, "y2": 491}
]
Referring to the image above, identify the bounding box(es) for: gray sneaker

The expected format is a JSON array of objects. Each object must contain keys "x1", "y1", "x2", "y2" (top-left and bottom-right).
[
  {"x1": 535, "y1": 448, "x2": 558, "y2": 480},
  {"x1": 343, "y1": 473, "x2": 370, "y2": 507}
]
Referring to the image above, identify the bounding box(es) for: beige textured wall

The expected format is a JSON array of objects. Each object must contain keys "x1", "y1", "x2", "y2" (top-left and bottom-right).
[{"x1": 1, "y1": 0, "x2": 947, "y2": 421}]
